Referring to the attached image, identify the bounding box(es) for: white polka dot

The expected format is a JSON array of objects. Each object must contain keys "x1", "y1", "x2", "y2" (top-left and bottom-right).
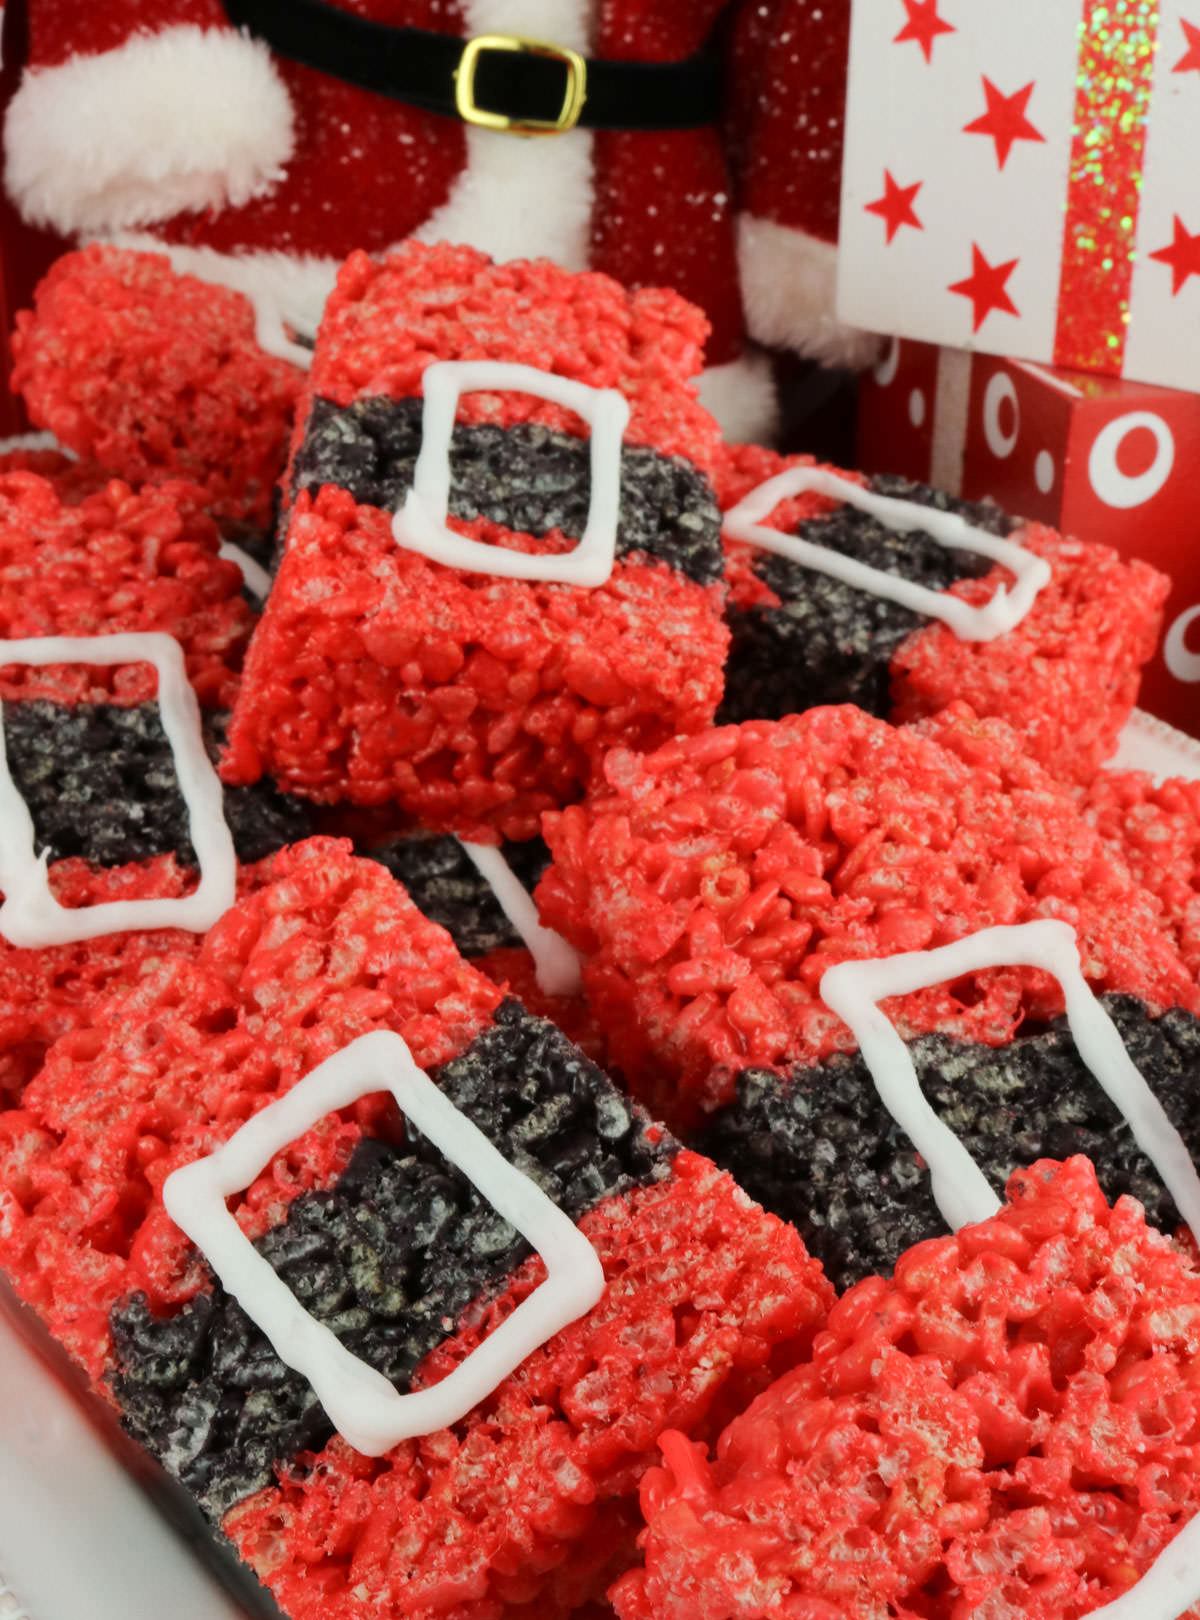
[
  {"x1": 1034, "y1": 450, "x2": 1055, "y2": 494},
  {"x1": 873, "y1": 336, "x2": 901, "y2": 388},
  {"x1": 908, "y1": 387, "x2": 926, "y2": 428},
  {"x1": 1088, "y1": 411, "x2": 1175, "y2": 509},
  {"x1": 982, "y1": 371, "x2": 1019, "y2": 459},
  {"x1": 1165, "y1": 604, "x2": 1200, "y2": 683}
]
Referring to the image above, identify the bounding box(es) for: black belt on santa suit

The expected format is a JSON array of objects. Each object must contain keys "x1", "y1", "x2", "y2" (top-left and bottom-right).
[{"x1": 220, "y1": 0, "x2": 721, "y2": 136}]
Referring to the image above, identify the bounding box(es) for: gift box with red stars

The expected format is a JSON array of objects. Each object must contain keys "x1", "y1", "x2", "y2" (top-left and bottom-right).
[
  {"x1": 837, "y1": 0, "x2": 1200, "y2": 393},
  {"x1": 857, "y1": 335, "x2": 1200, "y2": 738}
]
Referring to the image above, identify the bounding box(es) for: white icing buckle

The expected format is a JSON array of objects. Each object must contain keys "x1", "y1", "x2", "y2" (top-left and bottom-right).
[
  {"x1": 391, "y1": 360, "x2": 631, "y2": 586},
  {"x1": 458, "y1": 839, "x2": 582, "y2": 998},
  {"x1": 0, "y1": 633, "x2": 237, "y2": 947},
  {"x1": 820, "y1": 920, "x2": 1200, "y2": 1238},
  {"x1": 722, "y1": 466, "x2": 1052, "y2": 642},
  {"x1": 162, "y1": 1029, "x2": 606, "y2": 1456}
]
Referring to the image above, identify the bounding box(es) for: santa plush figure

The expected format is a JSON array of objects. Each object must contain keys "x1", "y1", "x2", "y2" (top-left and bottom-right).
[{"x1": 2, "y1": 0, "x2": 870, "y2": 440}]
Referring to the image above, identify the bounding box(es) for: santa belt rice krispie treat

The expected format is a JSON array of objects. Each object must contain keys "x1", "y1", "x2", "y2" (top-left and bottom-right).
[
  {"x1": 537, "y1": 702, "x2": 1200, "y2": 1289},
  {"x1": 716, "y1": 444, "x2": 1169, "y2": 785},
  {"x1": 0, "y1": 838, "x2": 831, "y2": 1620},
  {"x1": 223, "y1": 241, "x2": 731, "y2": 842},
  {"x1": 0, "y1": 471, "x2": 309, "y2": 1101}
]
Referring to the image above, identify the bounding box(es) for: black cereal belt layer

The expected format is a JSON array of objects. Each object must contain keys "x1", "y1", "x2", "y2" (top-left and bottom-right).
[
  {"x1": 367, "y1": 834, "x2": 552, "y2": 959},
  {"x1": 696, "y1": 994, "x2": 1200, "y2": 1294},
  {"x1": 1, "y1": 700, "x2": 313, "y2": 871},
  {"x1": 108, "y1": 1002, "x2": 677, "y2": 1521},
  {"x1": 294, "y1": 395, "x2": 725, "y2": 588},
  {"x1": 718, "y1": 475, "x2": 1014, "y2": 725}
]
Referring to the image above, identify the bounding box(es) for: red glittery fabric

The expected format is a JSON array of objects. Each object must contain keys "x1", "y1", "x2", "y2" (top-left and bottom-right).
[
  {"x1": 717, "y1": 443, "x2": 1169, "y2": 786},
  {"x1": 536, "y1": 704, "x2": 1198, "y2": 1126},
  {"x1": 12, "y1": 246, "x2": 305, "y2": 527},
  {"x1": 613, "y1": 1156, "x2": 1200, "y2": 1620},
  {"x1": 0, "y1": 469, "x2": 254, "y2": 708}
]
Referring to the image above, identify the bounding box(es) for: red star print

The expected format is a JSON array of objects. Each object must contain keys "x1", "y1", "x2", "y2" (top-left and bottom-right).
[
  {"x1": 948, "y1": 244, "x2": 1020, "y2": 331},
  {"x1": 1150, "y1": 215, "x2": 1200, "y2": 293},
  {"x1": 963, "y1": 78, "x2": 1045, "y2": 168},
  {"x1": 893, "y1": 0, "x2": 955, "y2": 63},
  {"x1": 864, "y1": 171, "x2": 924, "y2": 242},
  {"x1": 1174, "y1": 18, "x2": 1200, "y2": 73}
]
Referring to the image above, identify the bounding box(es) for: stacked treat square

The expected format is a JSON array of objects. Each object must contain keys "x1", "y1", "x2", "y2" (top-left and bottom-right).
[{"x1": 2, "y1": 240, "x2": 1200, "y2": 1620}]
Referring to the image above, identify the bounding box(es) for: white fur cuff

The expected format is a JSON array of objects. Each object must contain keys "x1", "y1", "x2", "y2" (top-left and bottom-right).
[
  {"x1": 4, "y1": 25, "x2": 295, "y2": 236},
  {"x1": 738, "y1": 214, "x2": 882, "y2": 372}
]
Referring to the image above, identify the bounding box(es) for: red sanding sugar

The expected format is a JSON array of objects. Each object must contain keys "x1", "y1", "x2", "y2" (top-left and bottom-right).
[
  {"x1": 0, "y1": 837, "x2": 501, "y2": 1374},
  {"x1": 308, "y1": 242, "x2": 723, "y2": 475},
  {"x1": 223, "y1": 486, "x2": 728, "y2": 842},
  {"x1": 537, "y1": 704, "x2": 1197, "y2": 1125},
  {"x1": 0, "y1": 470, "x2": 254, "y2": 708},
  {"x1": 223, "y1": 1150, "x2": 831, "y2": 1620},
  {"x1": 1085, "y1": 768, "x2": 1200, "y2": 983},
  {"x1": 716, "y1": 444, "x2": 1168, "y2": 786},
  {"x1": 613, "y1": 1156, "x2": 1200, "y2": 1620},
  {"x1": 11, "y1": 245, "x2": 305, "y2": 528}
]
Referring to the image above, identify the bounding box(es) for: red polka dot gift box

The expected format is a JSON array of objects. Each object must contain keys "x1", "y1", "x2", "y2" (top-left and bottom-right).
[{"x1": 858, "y1": 336, "x2": 1200, "y2": 739}]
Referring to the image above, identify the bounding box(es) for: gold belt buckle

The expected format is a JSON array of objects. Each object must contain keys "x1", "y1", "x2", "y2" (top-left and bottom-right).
[{"x1": 455, "y1": 33, "x2": 588, "y2": 136}]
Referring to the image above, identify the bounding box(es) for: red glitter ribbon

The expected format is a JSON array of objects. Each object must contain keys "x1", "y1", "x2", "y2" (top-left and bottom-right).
[{"x1": 1053, "y1": 0, "x2": 1161, "y2": 372}]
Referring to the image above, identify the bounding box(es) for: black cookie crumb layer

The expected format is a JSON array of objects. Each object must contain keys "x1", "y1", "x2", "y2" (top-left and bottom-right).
[
  {"x1": 697, "y1": 995, "x2": 1200, "y2": 1292},
  {"x1": 294, "y1": 395, "x2": 724, "y2": 587},
  {"x1": 366, "y1": 834, "x2": 551, "y2": 957},
  {"x1": 109, "y1": 1002, "x2": 676, "y2": 1522},
  {"x1": 717, "y1": 475, "x2": 1013, "y2": 724},
  {"x1": 2, "y1": 700, "x2": 312, "y2": 869}
]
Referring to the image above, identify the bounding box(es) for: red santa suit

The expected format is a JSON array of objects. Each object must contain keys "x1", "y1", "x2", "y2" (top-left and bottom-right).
[{"x1": 2, "y1": 0, "x2": 869, "y2": 441}]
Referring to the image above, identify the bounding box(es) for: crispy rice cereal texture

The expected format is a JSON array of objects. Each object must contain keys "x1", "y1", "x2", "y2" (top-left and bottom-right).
[
  {"x1": 11, "y1": 245, "x2": 304, "y2": 528},
  {"x1": 614, "y1": 1157, "x2": 1200, "y2": 1620},
  {"x1": 537, "y1": 704, "x2": 1198, "y2": 1126}
]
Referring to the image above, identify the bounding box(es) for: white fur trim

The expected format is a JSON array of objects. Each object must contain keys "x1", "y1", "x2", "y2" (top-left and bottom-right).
[
  {"x1": 738, "y1": 215, "x2": 883, "y2": 371},
  {"x1": 414, "y1": 0, "x2": 594, "y2": 270},
  {"x1": 5, "y1": 26, "x2": 294, "y2": 236},
  {"x1": 696, "y1": 350, "x2": 779, "y2": 446}
]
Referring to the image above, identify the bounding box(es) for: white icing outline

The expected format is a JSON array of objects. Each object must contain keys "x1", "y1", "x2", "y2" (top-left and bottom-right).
[
  {"x1": 217, "y1": 540, "x2": 272, "y2": 601},
  {"x1": 819, "y1": 920, "x2": 1200, "y2": 1238},
  {"x1": 162, "y1": 1029, "x2": 606, "y2": 1456},
  {"x1": 0, "y1": 634, "x2": 236, "y2": 946},
  {"x1": 722, "y1": 466, "x2": 1052, "y2": 643},
  {"x1": 458, "y1": 840, "x2": 582, "y2": 997},
  {"x1": 392, "y1": 360, "x2": 630, "y2": 586},
  {"x1": 1085, "y1": 1511, "x2": 1200, "y2": 1619}
]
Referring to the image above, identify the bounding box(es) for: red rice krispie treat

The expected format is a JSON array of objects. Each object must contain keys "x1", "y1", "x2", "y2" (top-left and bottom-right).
[
  {"x1": 716, "y1": 442, "x2": 1168, "y2": 786},
  {"x1": 613, "y1": 1156, "x2": 1200, "y2": 1620},
  {"x1": 223, "y1": 242, "x2": 731, "y2": 842},
  {"x1": 1084, "y1": 766, "x2": 1200, "y2": 982},
  {"x1": 0, "y1": 838, "x2": 832, "y2": 1620},
  {"x1": 11, "y1": 245, "x2": 306, "y2": 529}
]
